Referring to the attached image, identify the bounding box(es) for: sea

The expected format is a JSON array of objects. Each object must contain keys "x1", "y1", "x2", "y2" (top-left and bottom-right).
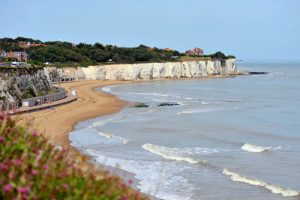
[{"x1": 70, "y1": 62, "x2": 300, "y2": 200}]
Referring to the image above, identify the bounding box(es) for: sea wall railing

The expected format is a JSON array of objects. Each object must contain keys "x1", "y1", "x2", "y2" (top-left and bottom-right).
[
  {"x1": 0, "y1": 101, "x2": 19, "y2": 112},
  {"x1": 21, "y1": 87, "x2": 67, "y2": 107}
]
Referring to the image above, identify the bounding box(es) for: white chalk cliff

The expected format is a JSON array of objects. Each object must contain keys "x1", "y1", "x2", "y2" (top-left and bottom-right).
[{"x1": 82, "y1": 59, "x2": 237, "y2": 80}]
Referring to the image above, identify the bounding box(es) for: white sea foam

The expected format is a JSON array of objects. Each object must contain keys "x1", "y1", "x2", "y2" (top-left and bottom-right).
[
  {"x1": 185, "y1": 97, "x2": 194, "y2": 100},
  {"x1": 201, "y1": 101, "x2": 211, "y2": 105},
  {"x1": 177, "y1": 108, "x2": 217, "y2": 115},
  {"x1": 223, "y1": 169, "x2": 299, "y2": 197},
  {"x1": 142, "y1": 143, "x2": 206, "y2": 165},
  {"x1": 145, "y1": 97, "x2": 166, "y2": 102},
  {"x1": 241, "y1": 143, "x2": 281, "y2": 153},
  {"x1": 102, "y1": 86, "x2": 112, "y2": 93},
  {"x1": 127, "y1": 92, "x2": 170, "y2": 97},
  {"x1": 98, "y1": 131, "x2": 131, "y2": 144},
  {"x1": 89, "y1": 121, "x2": 107, "y2": 128},
  {"x1": 91, "y1": 153, "x2": 194, "y2": 200}
]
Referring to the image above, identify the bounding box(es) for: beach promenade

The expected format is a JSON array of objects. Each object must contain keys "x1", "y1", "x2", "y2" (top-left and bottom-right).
[{"x1": 3, "y1": 92, "x2": 77, "y2": 115}]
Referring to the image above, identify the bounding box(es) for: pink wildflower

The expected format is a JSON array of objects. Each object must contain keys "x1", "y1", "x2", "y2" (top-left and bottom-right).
[
  {"x1": 15, "y1": 159, "x2": 23, "y2": 166},
  {"x1": 0, "y1": 113, "x2": 4, "y2": 120},
  {"x1": 43, "y1": 164, "x2": 48, "y2": 170},
  {"x1": 0, "y1": 136, "x2": 5, "y2": 143},
  {"x1": 32, "y1": 131, "x2": 38, "y2": 137},
  {"x1": 4, "y1": 184, "x2": 12, "y2": 192},
  {"x1": 9, "y1": 172, "x2": 14, "y2": 180},
  {"x1": 127, "y1": 179, "x2": 133, "y2": 185},
  {"x1": 31, "y1": 170, "x2": 38, "y2": 175},
  {"x1": 121, "y1": 196, "x2": 129, "y2": 200},
  {"x1": 63, "y1": 184, "x2": 69, "y2": 190},
  {"x1": 1, "y1": 164, "x2": 8, "y2": 171},
  {"x1": 18, "y1": 186, "x2": 30, "y2": 194}
]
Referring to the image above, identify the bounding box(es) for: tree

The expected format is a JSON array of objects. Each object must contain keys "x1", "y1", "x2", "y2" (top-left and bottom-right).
[
  {"x1": 94, "y1": 43, "x2": 105, "y2": 50},
  {"x1": 138, "y1": 44, "x2": 149, "y2": 49},
  {"x1": 211, "y1": 51, "x2": 226, "y2": 59},
  {"x1": 89, "y1": 49, "x2": 111, "y2": 62},
  {"x1": 132, "y1": 48, "x2": 153, "y2": 61},
  {"x1": 172, "y1": 50, "x2": 180, "y2": 56}
]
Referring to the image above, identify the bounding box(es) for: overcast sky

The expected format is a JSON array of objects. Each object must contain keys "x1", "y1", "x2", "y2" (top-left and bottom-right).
[{"x1": 1, "y1": 0, "x2": 299, "y2": 61}]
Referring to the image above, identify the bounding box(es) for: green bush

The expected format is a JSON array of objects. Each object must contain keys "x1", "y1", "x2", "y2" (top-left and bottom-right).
[{"x1": 0, "y1": 116, "x2": 146, "y2": 200}]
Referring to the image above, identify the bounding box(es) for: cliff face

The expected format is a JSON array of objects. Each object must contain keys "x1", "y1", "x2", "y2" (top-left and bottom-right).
[
  {"x1": 0, "y1": 60, "x2": 236, "y2": 107},
  {"x1": 82, "y1": 59, "x2": 237, "y2": 80},
  {"x1": 0, "y1": 68, "x2": 52, "y2": 104},
  {"x1": 45, "y1": 67, "x2": 85, "y2": 82}
]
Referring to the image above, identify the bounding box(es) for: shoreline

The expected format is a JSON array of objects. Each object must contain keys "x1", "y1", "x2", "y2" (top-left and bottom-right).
[
  {"x1": 17, "y1": 76, "x2": 239, "y2": 199},
  {"x1": 18, "y1": 80, "x2": 136, "y2": 179}
]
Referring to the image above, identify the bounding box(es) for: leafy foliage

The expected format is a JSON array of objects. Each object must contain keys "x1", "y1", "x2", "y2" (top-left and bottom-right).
[
  {"x1": 0, "y1": 116, "x2": 147, "y2": 200},
  {"x1": 0, "y1": 37, "x2": 181, "y2": 66},
  {"x1": 201, "y1": 51, "x2": 236, "y2": 59},
  {"x1": 0, "y1": 37, "x2": 236, "y2": 66}
]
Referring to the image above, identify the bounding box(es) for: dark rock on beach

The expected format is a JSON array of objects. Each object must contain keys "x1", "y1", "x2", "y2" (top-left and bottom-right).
[
  {"x1": 158, "y1": 102, "x2": 180, "y2": 107},
  {"x1": 248, "y1": 71, "x2": 269, "y2": 75},
  {"x1": 237, "y1": 71, "x2": 269, "y2": 75},
  {"x1": 132, "y1": 103, "x2": 149, "y2": 108}
]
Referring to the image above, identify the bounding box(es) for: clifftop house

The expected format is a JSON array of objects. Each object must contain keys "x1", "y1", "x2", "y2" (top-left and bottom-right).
[
  {"x1": 164, "y1": 48, "x2": 173, "y2": 52},
  {"x1": 185, "y1": 48, "x2": 204, "y2": 56},
  {"x1": 0, "y1": 49, "x2": 6, "y2": 58},
  {"x1": 5, "y1": 50, "x2": 28, "y2": 62},
  {"x1": 19, "y1": 41, "x2": 46, "y2": 49}
]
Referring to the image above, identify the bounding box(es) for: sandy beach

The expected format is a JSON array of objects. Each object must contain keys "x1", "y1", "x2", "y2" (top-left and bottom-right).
[{"x1": 18, "y1": 80, "x2": 132, "y2": 173}]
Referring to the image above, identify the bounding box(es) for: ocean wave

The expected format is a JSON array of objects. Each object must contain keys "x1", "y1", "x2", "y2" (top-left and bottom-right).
[
  {"x1": 127, "y1": 92, "x2": 171, "y2": 97},
  {"x1": 89, "y1": 121, "x2": 107, "y2": 128},
  {"x1": 241, "y1": 143, "x2": 281, "y2": 153},
  {"x1": 101, "y1": 85, "x2": 120, "y2": 94},
  {"x1": 184, "y1": 97, "x2": 196, "y2": 100},
  {"x1": 98, "y1": 131, "x2": 131, "y2": 144},
  {"x1": 102, "y1": 86, "x2": 112, "y2": 93},
  {"x1": 86, "y1": 149, "x2": 100, "y2": 157},
  {"x1": 178, "y1": 147, "x2": 222, "y2": 155},
  {"x1": 145, "y1": 97, "x2": 166, "y2": 102},
  {"x1": 142, "y1": 143, "x2": 206, "y2": 165},
  {"x1": 92, "y1": 153, "x2": 194, "y2": 200},
  {"x1": 223, "y1": 169, "x2": 299, "y2": 197},
  {"x1": 177, "y1": 108, "x2": 217, "y2": 115},
  {"x1": 201, "y1": 101, "x2": 211, "y2": 105}
]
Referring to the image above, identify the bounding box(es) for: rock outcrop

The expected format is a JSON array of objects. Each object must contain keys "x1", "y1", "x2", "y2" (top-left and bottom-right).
[
  {"x1": 45, "y1": 67, "x2": 85, "y2": 82},
  {"x1": 0, "y1": 68, "x2": 52, "y2": 105}
]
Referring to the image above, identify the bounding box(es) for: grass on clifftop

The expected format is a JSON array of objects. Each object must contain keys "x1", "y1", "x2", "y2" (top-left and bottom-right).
[{"x1": 0, "y1": 115, "x2": 147, "y2": 200}]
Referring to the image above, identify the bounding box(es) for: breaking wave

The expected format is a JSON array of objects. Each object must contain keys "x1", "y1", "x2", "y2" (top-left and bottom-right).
[
  {"x1": 98, "y1": 132, "x2": 131, "y2": 144},
  {"x1": 101, "y1": 85, "x2": 119, "y2": 94},
  {"x1": 102, "y1": 86, "x2": 112, "y2": 93},
  {"x1": 142, "y1": 144, "x2": 298, "y2": 197},
  {"x1": 127, "y1": 92, "x2": 171, "y2": 97},
  {"x1": 142, "y1": 143, "x2": 206, "y2": 165},
  {"x1": 89, "y1": 121, "x2": 107, "y2": 128},
  {"x1": 177, "y1": 108, "x2": 217, "y2": 115},
  {"x1": 241, "y1": 143, "x2": 281, "y2": 153},
  {"x1": 223, "y1": 169, "x2": 299, "y2": 197}
]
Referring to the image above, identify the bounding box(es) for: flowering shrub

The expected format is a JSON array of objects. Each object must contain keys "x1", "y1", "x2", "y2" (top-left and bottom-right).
[{"x1": 0, "y1": 116, "x2": 146, "y2": 200}]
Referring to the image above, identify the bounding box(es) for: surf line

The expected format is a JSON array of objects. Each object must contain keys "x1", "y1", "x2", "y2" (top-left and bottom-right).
[{"x1": 142, "y1": 143, "x2": 299, "y2": 197}]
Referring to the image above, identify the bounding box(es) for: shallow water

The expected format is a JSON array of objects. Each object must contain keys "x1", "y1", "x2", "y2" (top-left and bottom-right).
[{"x1": 70, "y1": 62, "x2": 300, "y2": 200}]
